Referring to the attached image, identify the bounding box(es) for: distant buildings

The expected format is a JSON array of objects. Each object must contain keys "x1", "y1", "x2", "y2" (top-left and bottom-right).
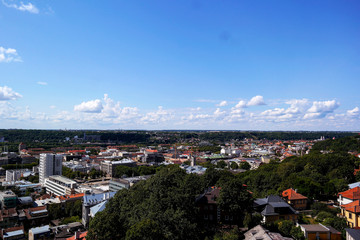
[
  {"x1": 39, "y1": 153, "x2": 63, "y2": 184},
  {"x1": 100, "y1": 159, "x2": 136, "y2": 177}
]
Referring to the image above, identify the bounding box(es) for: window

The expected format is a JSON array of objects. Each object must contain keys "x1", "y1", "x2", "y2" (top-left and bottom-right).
[
  {"x1": 349, "y1": 213, "x2": 352, "y2": 219},
  {"x1": 225, "y1": 215, "x2": 229, "y2": 220}
]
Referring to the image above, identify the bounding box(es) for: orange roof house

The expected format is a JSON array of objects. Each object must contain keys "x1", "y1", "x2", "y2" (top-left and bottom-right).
[
  {"x1": 340, "y1": 200, "x2": 360, "y2": 228},
  {"x1": 338, "y1": 187, "x2": 360, "y2": 206},
  {"x1": 282, "y1": 188, "x2": 308, "y2": 210}
]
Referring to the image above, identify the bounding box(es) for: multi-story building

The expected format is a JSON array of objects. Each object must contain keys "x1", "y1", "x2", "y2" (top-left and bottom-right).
[
  {"x1": 44, "y1": 175, "x2": 78, "y2": 196},
  {"x1": 338, "y1": 187, "x2": 360, "y2": 206},
  {"x1": 340, "y1": 200, "x2": 360, "y2": 228},
  {"x1": 282, "y1": 188, "x2": 308, "y2": 210},
  {"x1": 28, "y1": 225, "x2": 51, "y2": 240},
  {"x1": 0, "y1": 190, "x2": 17, "y2": 209},
  {"x1": 39, "y1": 153, "x2": 63, "y2": 184},
  {"x1": 82, "y1": 192, "x2": 116, "y2": 228},
  {"x1": 100, "y1": 159, "x2": 136, "y2": 177},
  {"x1": 5, "y1": 169, "x2": 31, "y2": 182}
]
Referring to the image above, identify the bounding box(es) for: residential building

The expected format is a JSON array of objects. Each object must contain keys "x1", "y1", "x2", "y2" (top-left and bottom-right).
[
  {"x1": 82, "y1": 192, "x2": 116, "y2": 228},
  {"x1": 299, "y1": 224, "x2": 341, "y2": 240},
  {"x1": 0, "y1": 226, "x2": 25, "y2": 240},
  {"x1": 100, "y1": 159, "x2": 136, "y2": 177},
  {"x1": 23, "y1": 206, "x2": 48, "y2": 229},
  {"x1": 44, "y1": 175, "x2": 78, "y2": 196},
  {"x1": 28, "y1": 225, "x2": 51, "y2": 240},
  {"x1": 338, "y1": 187, "x2": 360, "y2": 206},
  {"x1": 195, "y1": 187, "x2": 238, "y2": 225},
  {"x1": 340, "y1": 200, "x2": 360, "y2": 228},
  {"x1": 0, "y1": 190, "x2": 17, "y2": 209},
  {"x1": 39, "y1": 154, "x2": 63, "y2": 184},
  {"x1": 244, "y1": 225, "x2": 292, "y2": 240},
  {"x1": 5, "y1": 169, "x2": 31, "y2": 182},
  {"x1": 254, "y1": 195, "x2": 298, "y2": 223},
  {"x1": 282, "y1": 188, "x2": 308, "y2": 210},
  {"x1": 345, "y1": 228, "x2": 360, "y2": 240},
  {"x1": 0, "y1": 208, "x2": 18, "y2": 229}
]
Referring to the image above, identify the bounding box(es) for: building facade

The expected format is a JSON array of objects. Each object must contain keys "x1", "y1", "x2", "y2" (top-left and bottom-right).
[
  {"x1": 39, "y1": 153, "x2": 63, "y2": 184},
  {"x1": 44, "y1": 175, "x2": 77, "y2": 196}
]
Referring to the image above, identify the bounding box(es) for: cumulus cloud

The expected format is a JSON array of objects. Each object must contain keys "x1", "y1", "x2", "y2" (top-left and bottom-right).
[
  {"x1": 235, "y1": 100, "x2": 247, "y2": 108},
  {"x1": 2, "y1": 0, "x2": 39, "y2": 14},
  {"x1": 141, "y1": 106, "x2": 174, "y2": 124},
  {"x1": 74, "y1": 99, "x2": 103, "y2": 113},
  {"x1": 37, "y1": 81, "x2": 48, "y2": 86},
  {"x1": 216, "y1": 100, "x2": 228, "y2": 107},
  {"x1": 0, "y1": 86, "x2": 22, "y2": 100},
  {"x1": 347, "y1": 107, "x2": 360, "y2": 117},
  {"x1": 0, "y1": 47, "x2": 22, "y2": 63},
  {"x1": 304, "y1": 100, "x2": 339, "y2": 119},
  {"x1": 247, "y1": 95, "x2": 266, "y2": 106}
]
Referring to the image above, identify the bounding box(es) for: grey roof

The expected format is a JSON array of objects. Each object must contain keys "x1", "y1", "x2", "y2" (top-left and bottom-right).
[
  {"x1": 90, "y1": 200, "x2": 107, "y2": 217},
  {"x1": 346, "y1": 228, "x2": 360, "y2": 240},
  {"x1": 258, "y1": 195, "x2": 298, "y2": 216},
  {"x1": 3, "y1": 230, "x2": 24, "y2": 238},
  {"x1": 349, "y1": 182, "x2": 360, "y2": 189},
  {"x1": 18, "y1": 196, "x2": 33, "y2": 205},
  {"x1": 30, "y1": 225, "x2": 50, "y2": 235},
  {"x1": 83, "y1": 192, "x2": 116, "y2": 206}
]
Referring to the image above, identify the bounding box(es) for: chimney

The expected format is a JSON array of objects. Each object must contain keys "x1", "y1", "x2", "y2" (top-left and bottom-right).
[{"x1": 75, "y1": 230, "x2": 81, "y2": 239}]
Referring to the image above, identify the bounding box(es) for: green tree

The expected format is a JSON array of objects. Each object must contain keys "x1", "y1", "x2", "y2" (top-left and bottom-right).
[
  {"x1": 125, "y1": 219, "x2": 165, "y2": 240},
  {"x1": 217, "y1": 177, "x2": 253, "y2": 226},
  {"x1": 239, "y1": 161, "x2": 251, "y2": 170},
  {"x1": 230, "y1": 162, "x2": 238, "y2": 170},
  {"x1": 217, "y1": 160, "x2": 227, "y2": 169}
]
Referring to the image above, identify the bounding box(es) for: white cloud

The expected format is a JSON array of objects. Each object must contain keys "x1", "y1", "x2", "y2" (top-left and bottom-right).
[
  {"x1": 0, "y1": 86, "x2": 22, "y2": 100},
  {"x1": 0, "y1": 46, "x2": 22, "y2": 63},
  {"x1": 307, "y1": 100, "x2": 339, "y2": 113},
  {"x1": 235, "y1": 100, "x2": 247, "y2": 108},
  {"x1": 141, "y1": 106, "x2": 174, "y2": 124},
  {"x1": 347, "y1": 107, "x2": 360, "y2": 117},
  {"x1": 2, "y1": 0, "x2": 39, "y2": 14},
  {"x1": 304, "y1": 100, "x2": 339, "y2": 119},
  {"x1": 216, "y1": 100, "x2": 228, "y2": 107},
  {"x1": 49, "y1": 105, "x2": 56, "y2": 109},
  {"x1": 247, "y1": 95, "x2": 266, "y2": 106},
  {"x1": 37, "y1": 81, "x2": 48, "y2": 86},
  {"x1": 74, "y1": 99, "x2": 103, "y2": 113}
]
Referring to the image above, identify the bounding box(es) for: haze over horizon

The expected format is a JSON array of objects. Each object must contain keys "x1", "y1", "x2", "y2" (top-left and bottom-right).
[{"x1": 1, "y1": 1, "x2": 359, "y2": 131}]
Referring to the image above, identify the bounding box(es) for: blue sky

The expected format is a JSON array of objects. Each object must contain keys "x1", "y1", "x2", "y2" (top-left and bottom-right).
[{"x1": 1, "y1": 0, "x2": 359, "y2": 130}]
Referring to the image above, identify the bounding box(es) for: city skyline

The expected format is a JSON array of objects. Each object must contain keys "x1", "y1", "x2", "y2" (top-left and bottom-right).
[{"x1": 1, "y1": 0, "x2": 360, "y2": 130}]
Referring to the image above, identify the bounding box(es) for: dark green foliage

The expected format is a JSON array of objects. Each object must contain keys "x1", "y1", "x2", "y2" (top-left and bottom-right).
[
  {"x1": 239, "y1": 161, "x2": 251, "y2": 170},
  {"x1": 216, "y1": 160, "x2": 227, "y2": 169},
  {"x1": 87, "y1": 166, "x2": 252, "y2": 240},
  {"x1": 312, "y1": 135, "x2": 360, "y2": 153},
  {"x1": 239, "y1": 152, "x2": 356, "y2": 199},
  {"x1": 2, "y1": 162, "x2": 37, "y2": 170},
  {"x1": 48, "y1": 200, "x2": 82, "y2": 220},
  {"x1": 113, "y1": 165, "x2": 160, "y2": 178},
  {"x1": 217, "y1": 177, "x2": 253, "y2": 225},
  {"x1": 230, "y1": 162, "x2": 238, "y2": 169}
]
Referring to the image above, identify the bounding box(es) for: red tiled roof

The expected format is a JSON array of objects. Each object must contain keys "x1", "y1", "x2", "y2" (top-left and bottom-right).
[
  {"x1": 339, "y1": 187, "x2": 360, "y2": 200},
  {"x1": 282, "y1": 188, "x2": 308, "y2": 200},
  {"x1": 57, "y1": 193, "x2": 84, "y2": 201},
  {"x1": 66, "y1": 231, "x2": 88, "y2": 240},
  {"x1": 341, "y1": 200, "x2": 360, "y2": 213}
]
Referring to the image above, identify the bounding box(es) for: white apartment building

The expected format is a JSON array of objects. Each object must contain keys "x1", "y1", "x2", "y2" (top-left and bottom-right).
[
  {"x1": 44, "y1": 175, "x2": 77, "y2": 196},
  {"x1": 39, "y1": 153, "x2": 63, "y2": 184}
]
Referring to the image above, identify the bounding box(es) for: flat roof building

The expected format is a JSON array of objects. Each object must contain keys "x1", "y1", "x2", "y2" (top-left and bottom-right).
[{"x1": 44, "y1": 175, "x2": 77, "y2": 196}]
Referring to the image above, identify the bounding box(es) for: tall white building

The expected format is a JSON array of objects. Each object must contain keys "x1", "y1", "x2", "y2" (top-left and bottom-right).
[{"x1": 39, "y1": 153, "x2": 63, "y2": 184}]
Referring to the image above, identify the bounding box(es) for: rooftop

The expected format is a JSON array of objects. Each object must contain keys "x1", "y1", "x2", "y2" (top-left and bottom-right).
[
  {"x1": 282, "y1": 188, "x2": 308, "y2": 200},
  {"x1": 48, "y1": 175, "x2": 77, "y2": 185}
]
